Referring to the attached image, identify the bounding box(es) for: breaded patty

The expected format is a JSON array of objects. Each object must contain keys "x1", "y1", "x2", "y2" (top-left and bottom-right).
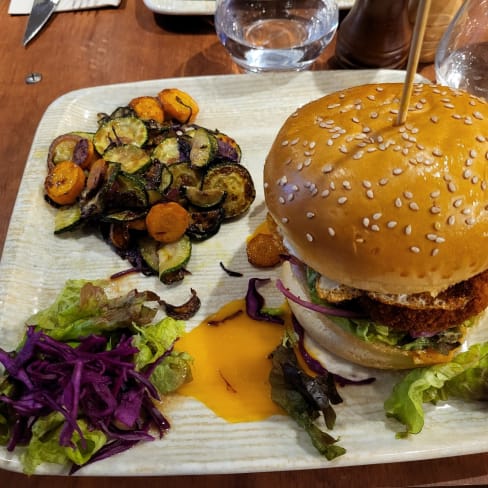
[{"x1": 358, "y1": 269, "x2": 488, "y2": 336}]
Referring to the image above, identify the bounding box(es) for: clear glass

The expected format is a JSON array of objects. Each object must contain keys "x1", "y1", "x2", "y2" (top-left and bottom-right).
[
  {"x1": 435, "y1": 0, "x2": 488, "y2": 99},
  {"x1": 214, "y1": 0, "x2": 339, "y2": 73}
]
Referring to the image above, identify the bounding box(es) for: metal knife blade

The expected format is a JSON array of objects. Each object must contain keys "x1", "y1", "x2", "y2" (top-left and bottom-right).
[{"x1": 23, "y1": 0, "x2": 60, "y2": 46}]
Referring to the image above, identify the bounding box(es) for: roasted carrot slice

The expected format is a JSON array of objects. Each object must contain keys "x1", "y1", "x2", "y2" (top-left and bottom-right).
[
  {"x1": 44, "y1": 160, "x2": 86, "y2": 205},
  {"x1": 158, "y1": 88, "x2": 199, "y2": 124},
  {"x1": 129, "y1": 96, "x2": 165, "y2": 123},
  {"x1": 145, "y1": 201, "x2": 190, "y2": 243}
]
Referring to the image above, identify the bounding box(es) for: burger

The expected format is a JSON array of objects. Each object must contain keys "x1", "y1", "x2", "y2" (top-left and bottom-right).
[{"x1": 263, "y1": 82, "x2": 488, "y2": 370}]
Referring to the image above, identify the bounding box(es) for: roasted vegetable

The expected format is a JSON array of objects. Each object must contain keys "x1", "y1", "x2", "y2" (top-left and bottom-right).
[
  {"x1": 44, "y1": 88, "x2": 255, "y2": 283},
  {"x1": 44, "y1": 161, "x2": 86, "y2": 205},
  {"x1": 129, "y1": 96, "x2": 165, "y2": 123},
  {"x1": 146, "y1": 201, "x2": 190, "y2": 244},
  {"x1": 201, "y1": 163, "x2": 255, "y2": 219},
  {"x1": 158, "y1": 88, "x2": 199, "y2": 124}
]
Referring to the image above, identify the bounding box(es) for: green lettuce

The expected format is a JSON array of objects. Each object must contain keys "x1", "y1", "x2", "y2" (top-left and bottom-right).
[
  {"x1": 384, "y1": 342, "x2": 488, "y2": 436},
  {"x1": 21, "y1": 412, "x2": 107, "y2": 475}
]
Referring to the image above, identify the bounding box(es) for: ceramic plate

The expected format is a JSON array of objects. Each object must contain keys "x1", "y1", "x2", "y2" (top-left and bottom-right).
[
  {"x1": 1, "y1": 70, "x2": 488, "y2": 476},
  {"x1": 143, "y1": 0, "x2": 354, "y2": 16}
]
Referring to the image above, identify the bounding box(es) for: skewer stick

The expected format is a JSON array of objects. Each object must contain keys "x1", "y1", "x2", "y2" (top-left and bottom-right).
[{"x1": 395, "y1": 0, "x2": 432, "y2": 126}]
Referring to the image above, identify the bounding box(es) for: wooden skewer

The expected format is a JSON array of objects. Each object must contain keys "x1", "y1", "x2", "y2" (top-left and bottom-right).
[{"x1": 395, "y1": 0, "x2": 432, "y2": 126}]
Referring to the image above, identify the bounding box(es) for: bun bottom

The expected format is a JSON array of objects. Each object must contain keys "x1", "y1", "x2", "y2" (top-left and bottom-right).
[{"x1": 280, "y1": 261, "x2": 461, "y2": 370}]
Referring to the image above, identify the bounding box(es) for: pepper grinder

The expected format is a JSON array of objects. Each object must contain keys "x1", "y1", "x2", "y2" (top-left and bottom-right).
[{"x1": 334, "y1": 0, "x2": 413, "y2": 69}]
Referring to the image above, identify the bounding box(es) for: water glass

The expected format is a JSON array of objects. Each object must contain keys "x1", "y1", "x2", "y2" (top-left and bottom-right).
[
  {"x1": 435, "y1": 0, "x2": 488, "y2": 99},
  {"x1": 214, "y1": 0, "x2": 339, "y2": 73}
]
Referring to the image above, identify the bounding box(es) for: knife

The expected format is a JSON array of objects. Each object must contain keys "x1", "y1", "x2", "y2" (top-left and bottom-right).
[{"x1": 23, "y1": 0, "x2": 60, "y2": 46}]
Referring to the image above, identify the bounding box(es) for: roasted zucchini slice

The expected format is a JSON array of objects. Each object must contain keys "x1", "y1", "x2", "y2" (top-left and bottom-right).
[
  {"x1": 200, "y1": 163, "x2": 255, "y2": 219},
  {"x1": 168, "y1": 161, "x2": 202, "y2": 192},
  {"x1": 47, "y1": 134, "x2": 83, "y2": 169},
  {"x1": 93, "y1": 116, "x2": 147, "y2": 154},
  {"x1": 157, "y1": 235, "x2": 191, "y2": 281},
  {"x1": 189, "y1": 128, "x2": 218, "y2": 168},
  {"x1": 151, "y1": 137, "x2": 182, "y2": 165},
  {"x1": 103, "y1": 144, "x2": 151, "y2": 174},
  {"x1": 101, "y1": 209, "x2": 147, "y2": 224},
  {"x1": 181, "y1": 185, "x2": 226, "y2": 209},
  {"x1": 105, "y1": 172, "x2": 148, "y2": 210},
  {"x1": 186, "y1": 207, "x2": 224, "y2": 241},
  {"x1": 54, "y1": 204, "x2": 82, "y2": 234},
  {"x1": 138, "y1": 235, "x2": 159, "y2": 273}
]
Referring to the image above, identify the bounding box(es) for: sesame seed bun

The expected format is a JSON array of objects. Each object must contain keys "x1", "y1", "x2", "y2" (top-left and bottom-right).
[{"x1": 264, "y1": 83, "x2": 488, "y2": 296}]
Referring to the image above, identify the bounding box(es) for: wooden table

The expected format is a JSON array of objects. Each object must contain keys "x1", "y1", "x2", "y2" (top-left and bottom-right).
[{"x1": 0, "y1": 2, "x2": 487, "y2": 486}]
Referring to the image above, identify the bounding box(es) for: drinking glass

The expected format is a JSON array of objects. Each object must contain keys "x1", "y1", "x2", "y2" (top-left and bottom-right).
[
  {"x1": 435, "y1": 0, "x2": 488, "y2": 99},
  {"x1": 214, "y1": 0, "x2": 339, "y2": 73}
]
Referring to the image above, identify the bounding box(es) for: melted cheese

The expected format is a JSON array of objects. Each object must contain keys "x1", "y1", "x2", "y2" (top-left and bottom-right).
[{"x1": 175, "y1": 299, "x2": 285, "y2": 422}]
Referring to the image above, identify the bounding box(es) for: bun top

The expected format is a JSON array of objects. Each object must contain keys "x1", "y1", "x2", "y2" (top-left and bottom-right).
[{"x1": 264, "y1": 83, "x2": 488, "y2": 295}]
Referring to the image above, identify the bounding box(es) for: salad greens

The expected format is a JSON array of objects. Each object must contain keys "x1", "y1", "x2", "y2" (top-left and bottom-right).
[
  {"x1": 269, "y1": 339, "x2": 346, "y2": 461},
  {"x1": 0, "y1": 280, "x2": 192, "y2": 474},
  {"x1": 385, "y1": 341, "x2": 488, "y2": 436}
]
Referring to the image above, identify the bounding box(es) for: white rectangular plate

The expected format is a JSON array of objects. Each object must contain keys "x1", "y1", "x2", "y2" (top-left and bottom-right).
[
  {"x1": 1, "y1": 70, "x2": 488, "y2": 476},
  {"x1": 143, "y1": 0, "x2": 353, "y2": 16}
]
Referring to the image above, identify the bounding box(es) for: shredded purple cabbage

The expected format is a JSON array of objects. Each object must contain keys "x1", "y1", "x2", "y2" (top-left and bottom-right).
[
  {"x1": 0, "y1": 327, "x2": 169, "y2": 453},
  {"x1": 246, "y1": 278, "x2": 284, "y2": 324},
  {"x1": 276, "y1": 279, "x2": 363, "y2": 318}
]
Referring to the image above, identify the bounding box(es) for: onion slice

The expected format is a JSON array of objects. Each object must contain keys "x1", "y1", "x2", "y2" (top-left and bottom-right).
[{"x1": 275, "y1": 279, "x2": 363, "y2": 319}]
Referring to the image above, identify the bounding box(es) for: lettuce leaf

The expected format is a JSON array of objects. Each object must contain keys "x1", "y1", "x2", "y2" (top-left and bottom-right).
[
  {"x1": 269, "y1": 342, "x2": 346, "y2": 460},
  {"x1": 384, "y1": 342, "x2": 488, "y2": 436},
  {"x1": 28, "y1": 280, "x2": 160, "y2": 341}
]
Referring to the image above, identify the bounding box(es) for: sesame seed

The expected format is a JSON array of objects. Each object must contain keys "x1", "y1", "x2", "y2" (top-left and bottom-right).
[
  {"x1": 430, "y1": 190, "x2": 441, "y2": 198},
  {"x1": 387, "y1": 221, "x2": 398, "y2": 229},
  {"x1": 409, "y1": 202, "x2": 420, "y2": 211},
  {"x1": 379, "y1": 178, "x2": 389, "y2": 186},
  {"x1": 410, "y1": 246, "x2": 421, "y2": 254},
  {"x1": 279, "y1": 196, "x2": 285, "y2": 204},
  {"x1": 453, "y1": 198, "x2": 463, "y2": 208},
  {"x1": 306, "y1": 211, "x2": 315, "y2": 218},
  {"x1": 373, "y1": 212, "x2": 382, "y2": 220},
  {"x1": 432, "y1": 148, "x2": 443, "y2": 157},
  {"x1": 290, "y1": 138, "x2": 299, "y2": 146},
  {"x1": 306, "y1": 233, "x2": 314, "y2": 242},
  {"x1": 370, "y1": 112, "x2": 379, "y2": 119},
  {"x1": 473, "y1": 111, "x2": 484, "y2": 120},
  {"x1": 339, "y1": 145, "x2": 348, "y2": 154},
  {"x1": 371, "y1": 224, "x2": 380, "y2": 232},
  {"x1": 435, "y1": 236, "x2": 446, "y2": 243},
  {"x1": 431, "y1": 248, "x2": 440, "y2": 256},
  {"x1": 362, "y1": 180, "x2": 372, "y2": 188},
  {"x1": 463, "y1": 169, "x2": 472, "y2": 179},
  {"x1": 395, "y1": 198, "x2": 402, "y2": 208},
  {"x1": 343, "y1": 181, "x2": 352, "y2": 190},
  {"x1": 327, "y1": 138, "x2": 334, "y2": 146},
  {"x1": 362, "y1": 218, "x2": 370, "y2": 228},
  {"x1": 353, "y1": 151, "x2": 364, "y2": 160},
  {"x1": 404, "y1": 191, "x2": 413, "y2": 199},
  {"x1": 430, "y1": 115, "x2": 439, "y2": 123},
  {"x1": 426, "y1": 233, "x2": 437, "y2": 241},
  {"x1": 366, "y1": 189, "x2": 375, "y2": 199},
  {"x1": 404, "y1": 225, "x2": 412, "y2": 235},
  {"x1": 337, "y1": 196, "x2": 348, "y2": 205},
  {"x1": 322, "y1": 164, "x2": 333, "y2": 173},
  {"x1": 281, "y1": 140, "x2": 289, "y2": 146},
  {"x1": 392, "y1": 168, "x2": 404, "y2": 176},
  {"x1": 281, "y1": 217, "x2": 289, "y2": 223},
  {"x1": 466, "y1": 217, "x2": 475, "y2": 225},
  {"x1": 447, "y1": 182, "x2": 457, "y2": 193},
  {"x1": 321, "y1": 189, "x2": 330, "y2": 197},
  {"x1": 328, "y1": 227, "x2": 336, "y2": 237},
  {"x1": 287, "y1": 194, "x2": 294, "y2": 202},
  {"x1": 304, "y1": 157, "x2": 312, "y2": 167}
]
